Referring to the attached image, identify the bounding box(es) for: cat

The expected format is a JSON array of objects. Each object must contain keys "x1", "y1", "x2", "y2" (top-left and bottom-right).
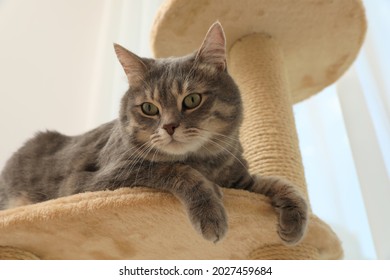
[{"x1": 0, "y1": 22, "x2": 307, "y2": 244}]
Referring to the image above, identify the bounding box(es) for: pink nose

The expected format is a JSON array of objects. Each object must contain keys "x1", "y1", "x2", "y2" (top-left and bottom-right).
[{"x1": 163, "y1": 123, "x2": 179, "y2": 135}]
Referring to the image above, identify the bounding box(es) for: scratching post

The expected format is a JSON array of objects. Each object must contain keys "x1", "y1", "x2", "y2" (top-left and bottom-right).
[
  {"x1": 0, "y1": 0, "x2": 366, "y2": 259},
  {"x1": 229, "y1": 34, "x2": 306, "y2": 195}
]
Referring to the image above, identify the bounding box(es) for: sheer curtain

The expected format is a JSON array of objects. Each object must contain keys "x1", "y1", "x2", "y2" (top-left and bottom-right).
[
  {"x1": 87, "y1": 0, "x2": 164, "y2": 128},
  {"x1": 294, "y1": 0, "x2": 390, "y2": 259},
  {"x1": 105, "y1": 0, "x2": 389, "y2": 259}
]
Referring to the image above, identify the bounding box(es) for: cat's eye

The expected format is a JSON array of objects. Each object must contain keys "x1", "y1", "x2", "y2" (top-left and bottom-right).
[
  {"x1": 183, "y1": 93, "x2": 202, "y2": 110},
  {"x1": 141, "y1": 102, "x2": 159, "y2": 116}
]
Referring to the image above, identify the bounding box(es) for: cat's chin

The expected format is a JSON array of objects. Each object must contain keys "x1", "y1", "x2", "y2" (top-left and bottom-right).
[{"x1": 159, "y1": 139, "x2": 205, "y2": 157}]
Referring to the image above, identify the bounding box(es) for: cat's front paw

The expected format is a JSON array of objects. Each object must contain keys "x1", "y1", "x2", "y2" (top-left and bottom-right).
[
  {"x1": 188, "y1": 195, "x2": 227, "y2": 243},
  {"x1": 274, "y1": 190, "x2": 308, "y2": 245},
  {"x1": 252, "y1": 175, "x2": 308, "y2": 245}
]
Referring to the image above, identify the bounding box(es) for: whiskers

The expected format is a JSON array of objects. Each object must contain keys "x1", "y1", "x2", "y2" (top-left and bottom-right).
[
  {"x1": 196, "y1": 128, "x2": 240, "y2": 152},
  {"x1": 196, "y1": 128, "x2": 248, "y2": 171},
  {"x1": 150, "y1": 128, "x2": 204, "y2": 156},
  {"x1": 110, "y1": 140, "x2": 156, "y2": 187},
  {"x1": 107, "y1": 127, "x2": 247, "y2": 188}
]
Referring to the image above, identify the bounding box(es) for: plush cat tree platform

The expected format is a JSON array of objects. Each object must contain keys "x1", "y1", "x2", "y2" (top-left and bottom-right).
[
  {"x1": 0, "y1": 0, "x2": 366, "y2": 259},
  {"x1": 0, "y1": 188, "x2": 341, "y2": 259}
]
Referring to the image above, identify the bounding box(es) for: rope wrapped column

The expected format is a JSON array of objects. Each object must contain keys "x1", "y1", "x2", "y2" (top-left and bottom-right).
[{"x1": 229, "y1": 34, "x2": 307, "y2": 198}]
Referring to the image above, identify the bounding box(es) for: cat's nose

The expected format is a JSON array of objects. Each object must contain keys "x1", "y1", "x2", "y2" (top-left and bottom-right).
[{"x1": 163, "y1": 123, "x2": 179, "y2": 136}]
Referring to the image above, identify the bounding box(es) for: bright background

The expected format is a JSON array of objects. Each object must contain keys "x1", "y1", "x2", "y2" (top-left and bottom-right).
[{"x1": 0, "y1": 0, "x2": 388, "y2": 259}]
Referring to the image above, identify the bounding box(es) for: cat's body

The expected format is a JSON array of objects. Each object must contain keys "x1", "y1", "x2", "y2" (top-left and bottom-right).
[
  {"x1": 0, "y1": 118, "x2": 246, "y2": 208},
  {"x1": 0, "y1": 23, "x2": 308, "y2": 243}
]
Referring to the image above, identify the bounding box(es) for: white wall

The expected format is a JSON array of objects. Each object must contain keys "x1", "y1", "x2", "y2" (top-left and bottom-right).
[
  {"x1": 0, "y1": 0, "x2": 163, "y2": 170},
  {"x1": 0, "y1": 0, "x2": 112, "y2": 168}
]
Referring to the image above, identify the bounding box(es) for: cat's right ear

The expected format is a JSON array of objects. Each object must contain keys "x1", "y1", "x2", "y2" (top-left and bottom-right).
[
  {"x1": 195, "y1": 22, "x2": 227, "y2": 71},
  {"x1": 114, "y1": 43, "x2": 147, "y2": 86}
]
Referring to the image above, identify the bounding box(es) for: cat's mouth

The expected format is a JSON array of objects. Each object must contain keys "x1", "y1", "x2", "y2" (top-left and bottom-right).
[
  {"x1": 163, "y1": 137, "x2": 189, "y2": 152},
  {"x1": 149, "y1": 127, "x2": 211, "y2": 156},
  {"x1": 158, "y1": 134, "x2": 206, "y2": 156}
]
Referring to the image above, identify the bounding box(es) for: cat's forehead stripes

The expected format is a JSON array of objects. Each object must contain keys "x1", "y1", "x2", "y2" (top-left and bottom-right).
[
  {"x1": 151, "y1": 84, "x2": 160, "y2": 102},
  {"x1": 170, "y1": 79, "x2": 181, "y2": 98},
  {"x1": 132, "y1": 56, "x2": 237, "y2": 117},
  {"x1": 143, "y1": 87, "x2": 153, "y2": 100}
]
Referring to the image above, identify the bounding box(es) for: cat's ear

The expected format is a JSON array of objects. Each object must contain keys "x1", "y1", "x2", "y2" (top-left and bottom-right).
[
  {"x1": 114, "y1": 43, "x2": 147, "y2": 85},
  {"x1": 195, "y1": 21, "x2": 227, "y2": 71}
]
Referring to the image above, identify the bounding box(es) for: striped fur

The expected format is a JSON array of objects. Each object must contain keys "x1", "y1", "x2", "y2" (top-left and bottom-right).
[{"x1": 0, "y1": 23, "x2": 307, "y2": 243}]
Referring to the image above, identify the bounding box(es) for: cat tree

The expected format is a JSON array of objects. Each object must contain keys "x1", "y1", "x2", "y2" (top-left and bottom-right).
[
  {"x1": 150, "y1": 0, "x2": 367, "y2": 259},
  {"x1": 0, "y1": 0, "x2": 366, "y2": 259}
]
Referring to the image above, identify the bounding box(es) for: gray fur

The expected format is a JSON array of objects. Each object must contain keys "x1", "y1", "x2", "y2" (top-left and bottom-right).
[{"x1": 0, "y1": 23, "x2": 307, "y2": 243}]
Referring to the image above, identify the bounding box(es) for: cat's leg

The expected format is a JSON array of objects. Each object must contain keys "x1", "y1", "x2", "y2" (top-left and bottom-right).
[
  {"x1": 132, "y1": 164, "x2": 227, "y2": 242},
  {"x1": 79, "y1": 161, "x2": 226, "y2": 242},
  {"x1": 250, "y1": 175, "x2": 308, "y2": 245},
  {"x1": 166, "y1": 165, "x2": 227, "y2": 242},
  {"x1": 229, "y1": 171, "x2": 308, "y2": 245}
]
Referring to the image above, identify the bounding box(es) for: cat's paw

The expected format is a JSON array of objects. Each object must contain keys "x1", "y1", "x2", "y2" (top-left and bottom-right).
[
  {"x1": 189, "y1": 197, "x2": 228, "y2": 243},
  {"x1": 252, "y1": 175, "x2": 309, "y2": 244},
  {"x1": 275, "y1": 192, "x2": 308, "y2": 245}
]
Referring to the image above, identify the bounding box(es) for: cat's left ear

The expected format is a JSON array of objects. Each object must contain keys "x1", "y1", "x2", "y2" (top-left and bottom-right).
[
  {"x1": 114, "y1": 43, "x2": 148, "y2": 86},
  {"x1": 195, "y1": 21, "x2": 227, "y2": 71}
]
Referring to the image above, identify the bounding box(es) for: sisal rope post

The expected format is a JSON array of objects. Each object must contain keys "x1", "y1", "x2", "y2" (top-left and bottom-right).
[
  {"x1": 229, "y1": 33, "x2": 316, "y2": 259},
  {"x1": 229, "y1": 34, "x2": 308, "y2": 199}
]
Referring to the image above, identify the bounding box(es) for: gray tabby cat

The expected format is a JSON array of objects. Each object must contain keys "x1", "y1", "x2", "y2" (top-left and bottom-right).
[{"x1": 0, "y1": 22, "x2": 307, "y2": 244}]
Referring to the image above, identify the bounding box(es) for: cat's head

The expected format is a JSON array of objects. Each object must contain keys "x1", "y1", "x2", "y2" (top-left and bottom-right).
[{"x1": 114, "y1": 22, "x2": 242, "y2": 158}]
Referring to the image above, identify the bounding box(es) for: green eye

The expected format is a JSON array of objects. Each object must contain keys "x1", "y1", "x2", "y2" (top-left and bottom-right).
[
  {"x1": 141, "y1": 102, "x2": 159, "y2": 116},
  {"x1": 183, "y1": 93, "x2": 202, "y2": 109}
]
